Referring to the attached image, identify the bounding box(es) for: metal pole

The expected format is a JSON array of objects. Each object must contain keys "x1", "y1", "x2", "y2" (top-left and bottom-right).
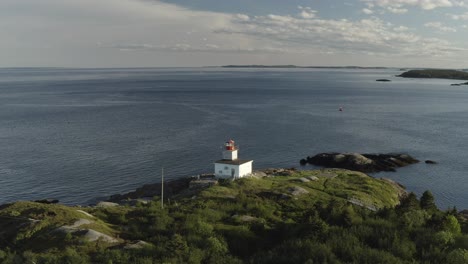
[{"x1": 161, "y1": 167, "x2": 164, "y2": 209}]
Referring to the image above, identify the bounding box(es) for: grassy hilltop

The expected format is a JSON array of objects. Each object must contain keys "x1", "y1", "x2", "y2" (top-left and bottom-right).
[{"x1": 0, "y1": 169, "x2": 467, "y2": 263}]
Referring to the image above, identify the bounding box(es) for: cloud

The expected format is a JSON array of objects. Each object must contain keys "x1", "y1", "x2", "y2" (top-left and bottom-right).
[
  {"x1": 101, "y1": 43, "x2": 289, "y2": 54},
  {"x1": 424, "y1": 21, "x2": 457, "y2": 32},
  {"x1": 362, "y1": 8, "x2": 374, "y2": 14},
  {"x1": 235, "y1": 14, "x2": 250, "y2": 22},
  {"x1": 386, "y1": 7, "x2": 408, "y2": 13},
  {"x1": 297, "y1": 6, "x2": 317, "y2": 19},
  {"x1": 394, "y1": 25, "x2": 410, "y2": 31},
  {"x1": 0, "y1": 0, "x2": 467, "y2": 67},
  {"x1": 453, "y1": 0, "x2": 468, "y2": 7},
  {"x1": 362, "y1": 0, "x2": 454, "y2": 10},
  {"x1": 448, "y1": 12, "x2": 468, "y2": 20},
  {"x1": 215, "y1": 11, "x2": 464, "y2": 58}
]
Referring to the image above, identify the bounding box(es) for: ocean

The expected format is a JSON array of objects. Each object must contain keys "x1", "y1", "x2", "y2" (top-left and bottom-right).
[{"x1": 0, "y1": 67, "x2": 467, "y2": 209}]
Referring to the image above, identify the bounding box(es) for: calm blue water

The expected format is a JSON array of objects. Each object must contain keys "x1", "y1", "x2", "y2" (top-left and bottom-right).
[{"x1": 0, "y1": 68, "x2": 467, "y2": 209}]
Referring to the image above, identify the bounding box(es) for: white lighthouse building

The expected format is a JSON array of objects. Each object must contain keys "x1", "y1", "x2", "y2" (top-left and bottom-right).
[{"x1": 214, "y1": 139, "x2": 253, "y2": 179}]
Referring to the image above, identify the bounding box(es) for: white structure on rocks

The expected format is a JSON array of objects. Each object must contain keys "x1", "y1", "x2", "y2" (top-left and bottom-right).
[{"x1": 214, "y1": 139, "x2": 253, "y2": 179}]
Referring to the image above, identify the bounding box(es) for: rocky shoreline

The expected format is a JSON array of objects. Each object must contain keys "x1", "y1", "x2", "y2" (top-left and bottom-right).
[
  {"x1": 300, "y1": 152, "x2": 420, "y2": 173},
  {"x1": 103, "y1": 169, "x2": 300, "y2": 205},
  {"x1": 20, "y1": 153, "x2": 450, "y2": 211}
]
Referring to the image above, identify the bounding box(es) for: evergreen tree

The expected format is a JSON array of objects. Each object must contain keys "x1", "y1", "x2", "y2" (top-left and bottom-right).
[
  {"x1": 397, "y1": 192, "x2": 420, "y2": 213},
  {"x1": 420, "y1": 190, "x2": 437, "y2": 211}
]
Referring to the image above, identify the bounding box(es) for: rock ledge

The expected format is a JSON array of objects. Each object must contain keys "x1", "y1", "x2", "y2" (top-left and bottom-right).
[{"x1": 301, "y1": 152, "x2": 419, "y2": 173}]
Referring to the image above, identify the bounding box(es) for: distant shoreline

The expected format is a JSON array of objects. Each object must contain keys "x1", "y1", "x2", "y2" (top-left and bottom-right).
[{"x1": 221, "y1": 65, "x2": 390, "y2": 69}]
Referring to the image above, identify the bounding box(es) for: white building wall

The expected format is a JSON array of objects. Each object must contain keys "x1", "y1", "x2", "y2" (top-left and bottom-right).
[
  {"x1": 214, "y1": 161, "x2": 253, "y2": 179},
  {"x1": 238, "y1": 161, "x2": 253, "y2": 178},
  {"x1": 222, "y1": 150, "x2": 238, "y2": 160}
]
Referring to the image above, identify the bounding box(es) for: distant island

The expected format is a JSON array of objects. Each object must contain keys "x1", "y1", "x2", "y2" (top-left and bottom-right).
[
  {"x1": 399, "y1": 69, "x2": 468, "y2": 80},
  {"x1": 222, "y1": 65, "x2": 388, "y2": 69}
]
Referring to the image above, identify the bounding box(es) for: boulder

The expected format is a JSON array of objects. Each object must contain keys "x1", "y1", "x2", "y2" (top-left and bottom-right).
[
  {"x1": 250, "y1": 171, "x2": 267, "y2": 178},
  {"x1": 77, "y1": 229, "x2": 119, "y2": 243},
  {"x1": 262, "y1": 168, "x2": 296, "y2": 176},
  {"x1": 317, "y1": 172, "x2": 337, "y2": 178},
  {"x1": 232, "y1": 214, "x2": 259, "y2": 222},
  {"x1": 425, "y1": 160, "x2": 437, "y2": 164},
  {"x1": 76, "y1": 210, "x2": 94, "y2": 218},
  {"x1": 124, "y1": 240, "x2": 150, "y2": 249},
  {"x1": 34, "y1": 199, "x2": 59, "y2": 204},
  {"x1": 307, "y1": 176, "x2": 319, "y2": 181},
  {"x1": 302, "y1": 152, "x2": 419, "y2": 173},
  {"x1": 96, "y1": 202, "x2": 119, "y2": 208},
  {"x1": 293, "y1": 177, "x2": 310, "y2": 183},
  {"x1": 288, "y1": 186, "x2": 309, "y2": 196},
  {"x1": 53, "y1": 219, "x2": 94, "y2": 234},
  {"x1": 117, "y1": 199, "x2": 151, "y2": 206}
]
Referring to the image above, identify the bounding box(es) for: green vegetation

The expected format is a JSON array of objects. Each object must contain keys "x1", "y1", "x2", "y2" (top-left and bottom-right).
[
  {"x1": 0, "y1": 169, "x2": 467, "y2": 263},
  {"x1": 399, "y1": 69, "x2": 468, "y2": 80}
]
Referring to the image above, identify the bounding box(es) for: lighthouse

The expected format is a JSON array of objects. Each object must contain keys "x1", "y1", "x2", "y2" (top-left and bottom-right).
[{"x1": 214, "y1": 139, "x2": 253, "y2": 179}]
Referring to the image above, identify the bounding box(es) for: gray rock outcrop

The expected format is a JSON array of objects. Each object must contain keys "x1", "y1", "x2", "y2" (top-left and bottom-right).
[
  {"x1": 288, "y1": 186, "x2": 309, "y2": 196},
  {"x1": 301, "y1": 152, "x2": 419, "y2": 173}
]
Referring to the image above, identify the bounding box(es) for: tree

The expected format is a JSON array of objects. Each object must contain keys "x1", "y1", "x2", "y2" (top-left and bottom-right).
[
  {"x1": 401, "y1": 210, "x2": 429, "y2": 229},
  {"x1": 397, "y1": 192, "x2": 420, "y2": 213},
  {"x1": 446, "y1": 249, "x2": 468, "y2": 264},
  {"x1": 166, "y1": 234, "x2": 189, "y2": 258},
  {"x1": 441, "y1": 215, "x2": 461, "y2": 235},
  {"x1": 420, "y1": 191, "x2": 437, "y2": 211}
]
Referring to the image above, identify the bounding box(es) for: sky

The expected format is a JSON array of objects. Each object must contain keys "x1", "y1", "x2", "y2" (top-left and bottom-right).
[{"x1": 1, "y1": 0, "x2": 468, "y2": 68}]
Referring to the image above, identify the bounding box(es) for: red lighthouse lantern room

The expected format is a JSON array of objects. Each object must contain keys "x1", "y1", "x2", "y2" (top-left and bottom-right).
[{"x1": 225, "y1": 139, "x2": 236, "y2": 151}]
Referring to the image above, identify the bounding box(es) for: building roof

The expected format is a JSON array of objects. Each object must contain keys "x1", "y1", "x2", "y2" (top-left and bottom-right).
[{"x1": 215, "y1": 159, "x2": 253, "y2": 165}]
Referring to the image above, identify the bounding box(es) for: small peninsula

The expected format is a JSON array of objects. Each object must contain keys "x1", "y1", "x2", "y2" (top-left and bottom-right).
[
  {"x1": 0, "y1": 168, "x2": 467, "y2": 263},
  {"x1": 398, "y1": 69, "x2": 468, "y2": 80}
]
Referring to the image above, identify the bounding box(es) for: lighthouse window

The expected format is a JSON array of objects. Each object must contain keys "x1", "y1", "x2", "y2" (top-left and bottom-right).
[{"x1": 224, "y1": 166, "x2": 228, "y2": 170}]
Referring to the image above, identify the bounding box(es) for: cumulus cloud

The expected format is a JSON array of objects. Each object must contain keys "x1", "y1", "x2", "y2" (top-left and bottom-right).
[
  {"x1": 387, "y1": 7, "x2": 408, "y2": 13},
  {"x1": 449, "y1": 12, "x2": 468, "y2": 20},
  {"x1": 297, "y1": 6, "x2": 317, "y2": 19},
  {"x1": 0, "y1": 0, "x2": 467, "y2": 67},
  {"x1": 362, "y1": 8, "x2": 374, "y2": 14},
  {"x1": 362, "y1": 0, "x2": 454, "y2": 10},
  {"x1": 424, "y1": 21, "x2": 457, "y2": 32},
  {"x1": 215, "y1": 11, "x2": 464, "y2": 57},
  {"x1": 394, "y1": 25, "x2": 410, "y2": 31},
  {"x1": 453, "y1": 0, "x2": 468, "y2": 7}
]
